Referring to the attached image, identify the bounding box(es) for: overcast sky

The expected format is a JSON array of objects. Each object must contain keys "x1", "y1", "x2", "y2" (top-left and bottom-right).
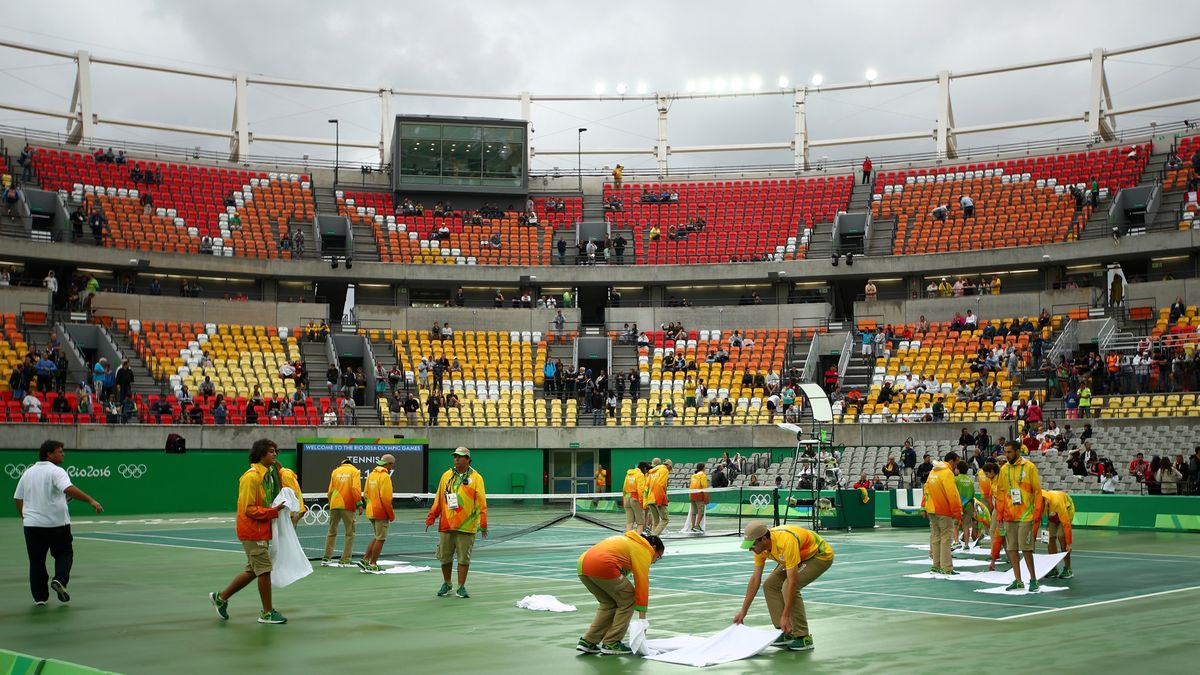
[{"x1": 2, "y1": 1, "x2": 1198, "y2": 173}]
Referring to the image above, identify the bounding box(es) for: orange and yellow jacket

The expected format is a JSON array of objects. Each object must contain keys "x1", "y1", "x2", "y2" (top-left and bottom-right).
[
  {"x1": 279, "y1": 466, "x2": 306, "y2": 514},
  {"x1": 1042, "y1": 490, "x2": 1075, "y2": 547},
  {"x1": 753, "y1": 525, "x2": 834, "y2": 570},
  {"x1": 425, "y1": 467, "x2": 488, "y2": 534},
  {"x1": 596, "y1": 468, "x2": 607, "y2": 491},
  {"x1": 994, "y1": 456, "x2": 1042, "y2": 523},
  {"x1": 364, "y1": 466, "x2": 394, "y2": 522},
  {"x1": 921, "y1": 461, "x2": 963, "y2": 519},
  {"x1": 578, "y1": 531, "x2": 655, "y2": 612},
  {"x1": 623, "y1": 468, "x2": 648, "y2": 505},
  {"x1": 236, "y1": 463, "x2": 280, "y2": 542},
  {"x1": 327, "y1": 463, "x2": 362, "y2": 511},
  {"x1": 689, "y1": 471, "x2": 709, "y2": 493},
  {"x1": 649, "y1": 464, "x2": 670, "y2": 506},
  {"x1": 979, "y1": 472, "x2": 994, "y2": 510}
]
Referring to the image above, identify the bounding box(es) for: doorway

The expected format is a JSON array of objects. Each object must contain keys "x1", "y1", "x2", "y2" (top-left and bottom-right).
[{"x1": 548, "y1": 448, "x2": 598, "y2": 495}]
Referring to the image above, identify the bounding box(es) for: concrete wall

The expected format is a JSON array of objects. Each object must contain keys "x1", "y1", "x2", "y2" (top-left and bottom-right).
[
  {"x1": 0, "y1": 286, "x2": 52, "y2": 314},
  {"x1": 607, "y1": 303, "x2": 830, "y2": 331},
  {"x1": 1116, "y1": 278, "x2": 1200, "y2": 310},
  {"x1": 4, "y1": 417, "x2": 1192, "y2": 452},
  {"x1": 855, "y1": 287, "x2": 1094, "y2": 326},
  {"x1": 91, "y1": 293, "x2": 327, "y2": 329},
  {"x1": 356, "y1": 305, "x2": 581, "y2": 332}
]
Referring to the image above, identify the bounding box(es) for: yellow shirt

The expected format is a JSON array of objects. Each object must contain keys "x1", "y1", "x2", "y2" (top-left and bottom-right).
[
  {"x1": 994, "y1": 457, "x2": 1042, "y2": 523},
  {"x1": 623, "y1": 468, "x2": 648, "y2": 506},
  {"x1": 754, "y1": 525, "x2": 834, "y2": 569}
]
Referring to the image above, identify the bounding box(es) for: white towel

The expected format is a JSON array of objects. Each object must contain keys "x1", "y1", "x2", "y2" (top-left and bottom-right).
[
  {"x1": 628, "y1": 620, "x2": 707, "y2": 656},
  {"x1": 903, "y1": 552, "x2": 1067, "y2": 584},
  {"x1": 515, "y1": 595, "x2": 577, "y2": 612},
  {"x1": 269, "y1": 487, "x2": 313, "y2": 588},
  {"x1": 644, "y1": 623, "x2": 781, "y2": 667}
]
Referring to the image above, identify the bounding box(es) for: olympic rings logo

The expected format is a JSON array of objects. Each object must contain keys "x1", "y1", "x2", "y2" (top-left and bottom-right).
[
  {"x1": 749, "y1": 493, "x2": 772, "y2": 508},
  {"x1": 301, "y1": 502, "x2": 330, "y2": 525},
  {"x1": 118, "y1": 464, "x2": 148, "y2": 479},
  {"x1": 5, "y1": 463, "x2": 28, "y2": 479}
]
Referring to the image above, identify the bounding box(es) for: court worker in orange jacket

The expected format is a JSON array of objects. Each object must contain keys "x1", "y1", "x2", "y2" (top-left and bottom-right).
[
  {"x1": 322, "y1": 458, "x2": 363, "y2": 566},
  {"x1": 623, "y1": 462, "x2": 650, "y2": 532},
  {"x1": 358, "y1": 454, "x2": 395, "y2": 573},
  {"x1": 575, "y1": 531, "x2": 664, "y2": 656},
  {"x1": 922, "y1": 451, "x2": 963, "y2": 575},
  {"x1": 426, "y1": 447, "x2": 488, "y2": 598}
]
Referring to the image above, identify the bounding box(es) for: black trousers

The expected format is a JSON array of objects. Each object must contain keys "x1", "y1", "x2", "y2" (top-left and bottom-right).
[{"x1": 25, "y1": 525, "x2": 73, "y2": 601}]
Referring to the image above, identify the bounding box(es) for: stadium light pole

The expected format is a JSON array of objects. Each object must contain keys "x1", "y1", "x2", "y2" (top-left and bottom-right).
[
  {"x1": 577, "y1": 127, "x2": 587, "y2": 193},
  {"x1": 328, "y1": 119, "x2": 340, "y2": 186}
]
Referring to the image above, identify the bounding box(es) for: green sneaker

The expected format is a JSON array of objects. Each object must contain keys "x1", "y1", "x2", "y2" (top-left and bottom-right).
[
  {"x1": 208, "y1": 592, "x2": 228, "y2": 620},
  {"x1": 354, "y1": 559, "x2": 369, "y2": 571},
  {"x1": 437, "y1": 582, "x2": 453, "y2": 597},
  {"x1": 320, "y1": 557, "x2": 333, "y2": 567},
  {"x1": 456, "y1": 586, "x2": 470, "y2": 599},
  {"x1": 1044, "y1": 567, "x2": 1060, "y2": 578},
  {"x1": 1028, "y1": 579, "x2": 1040, "y2": 593},
  {"x1": 770, "y1": 632, "x2": 794, "y2": 648},
  {"x1": 787, "y1": 635, "x2": 815, "y2": 651},
  {"x1": 257, "y1": 609, "x2": 287, "y2": 624},
  {"x1": 1005, "y1": 580, "x2": 1025, "y2": 592},
  {"x1": 943, "y1": 569, "x2": 961, "y2": 576},
  {"x1": 576, "y1": 638, "x2": 600, "y2": 654},
  {"x1": 338, "y1": 559, "x2": 353, "y2": 566},
  {"x1": 599, "y1": 641, "x2": 633, "y2": 655},
  {"x1": 930, "y1": 566, "x2": 945, "y2": 574},
  {"x1": 1059, "y1": 568, "x2": 1073, "y2": 579},
  {"x1": 359, "y1": 564, "x2": 381, "y2": 573}
]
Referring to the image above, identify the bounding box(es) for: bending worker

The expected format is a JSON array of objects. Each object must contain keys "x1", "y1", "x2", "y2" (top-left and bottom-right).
[
  {"x1": 733, "y1": 520, "x2": 834, "y2": 652},
  {"x1": 1042, "y1": 489, "x2": 1075, "y2": 579},
  {"x1": 576, "y1": 531, "x2": 664, "y2": 656}
]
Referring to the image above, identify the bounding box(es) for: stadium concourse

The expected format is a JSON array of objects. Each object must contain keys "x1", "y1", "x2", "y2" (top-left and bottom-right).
[{"x1": 3, "y1": 35, "x2": 1200, "y2": 675}]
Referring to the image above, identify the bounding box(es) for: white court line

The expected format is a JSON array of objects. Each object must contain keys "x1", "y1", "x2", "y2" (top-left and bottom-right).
[
  {"x1": 994, "y1": 584, "x2": 1200, "y2": 621},
  {"x1": 1071, "y1": 552, "x2": 1196, "y2": 564},
  {"x1": 101, "y1": 531, "x2": 236, "y2": 546},
  {"x1": 76, "y1": 535, "x2": 238, "y2": 555},
  {"x1": 809, "y1": 587, "x2": 1053, "y2": 610}
]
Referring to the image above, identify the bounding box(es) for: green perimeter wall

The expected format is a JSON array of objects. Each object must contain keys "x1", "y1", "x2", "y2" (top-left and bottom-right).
[
  {"x1": 0, "y1": 448, "x2": 296, "y2": 517},
  {"x1": 870, "y1": 491, "x2": 1200, "y2": 532},
  {"x1": 3, "y1": 446, "x2": 1198, "y2": 532},
  {"x1": 426, "y1": 448, "x2": 541, "y2": 494}
]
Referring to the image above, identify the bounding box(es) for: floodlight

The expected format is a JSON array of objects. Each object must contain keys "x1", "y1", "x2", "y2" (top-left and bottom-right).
[
  {"x1": 747, "y1": 75, "x2": 762, "y2": 90},
  {"x1": 685, "y1": 80, "x2": 696, "y2": 93},
  {"x1": 615, "y1": 82, "x2": 628, "y2": 95},
  {"x1": 777, "y1": 75, "x2": 790, "y2": 89},
  {"x1": 811, "y1": 74, "x2": 824, "y2": 87},
  {"x1": 713, "y1": 77, "x2": 726, "y2": 92},
  {"x1": 699, "y1": 79, "x2": 712, "y2": 92},
  {"x1": 594, "y1": 82, "x2": 606, "y2": 94},
  {"x1": 730, "y1": 76, "x2": 744, "y2": 92},
  {"x1": 865, "y1": 68, "x2": 878, "y2": 82},
  {"x1": 636, "y1": 81, "x2": 648, "y2": 94}
]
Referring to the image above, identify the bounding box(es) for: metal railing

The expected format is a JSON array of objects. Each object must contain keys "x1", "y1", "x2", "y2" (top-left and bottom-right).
[
  {"x1": 801, "y1": 332, "x2": 821, "y2": 384},
  {"x1": 836, "y1": 330, "x2": 854, "y2": 380},
  {"x1": 1045, "y1": 318, "x2": 1078, "y2": 364}
]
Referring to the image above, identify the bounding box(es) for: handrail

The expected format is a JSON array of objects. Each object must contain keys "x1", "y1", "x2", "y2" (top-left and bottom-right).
[
  {"x1": 836, "y1": 330, "x2": 853, "y2": 380},
  {"x1": 1096, "y1": 318, "x2": 1119, "y2": 352},
  {"x1": 1046, "y1": 318, "x2": 1078, "y2": 364},
  {"x1": 801, "y1": 332, "x2": 821, "y2": 384}
]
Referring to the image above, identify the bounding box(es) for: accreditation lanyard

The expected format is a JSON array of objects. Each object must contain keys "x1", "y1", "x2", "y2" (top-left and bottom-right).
[
  {"x1": 446, "y1": 468, "x2": 471, "y2": 510},
  {"x1": 1004, "y1": 462, "x2": 1026, "y2": 506}
]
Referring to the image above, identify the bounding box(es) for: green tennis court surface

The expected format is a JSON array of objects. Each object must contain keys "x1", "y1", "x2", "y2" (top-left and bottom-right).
[{"x1": 3, "y1": 514, "x2": 1197, "y2": 674}]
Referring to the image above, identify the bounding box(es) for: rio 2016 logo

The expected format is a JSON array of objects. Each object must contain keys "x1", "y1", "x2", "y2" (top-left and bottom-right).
[{"x1": 6, "y1": 464, "x2": 148, "y2": 479}]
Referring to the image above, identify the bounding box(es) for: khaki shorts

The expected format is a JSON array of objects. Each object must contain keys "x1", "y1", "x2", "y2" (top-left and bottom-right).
[
  {"x1": 242, "y1": 540, "x2": 273, "y2": 577},
  {"x1": 961, "y1": 506, "x2": 975, "y2": 526},
  {"x1": 1001, "y1": 521, "x2": 1035, "y2": 552},
  {"x1": 1048, "y1": 519, "x2": 1065, "y2": 541},
  {"x1": 437, "y1": 530, "x2": 476, "y2": 565},
  {"x1": 371, "y1": 518, "x2": 390, "y2": 541}
]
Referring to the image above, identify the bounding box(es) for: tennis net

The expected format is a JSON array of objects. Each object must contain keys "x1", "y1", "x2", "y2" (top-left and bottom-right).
[{"x1": 294, "y1": 487, "x2": 810, "y2": 560}]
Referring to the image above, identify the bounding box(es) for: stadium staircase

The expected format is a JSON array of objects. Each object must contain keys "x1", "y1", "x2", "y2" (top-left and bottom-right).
[
  {"x1": 103, "y1": 323, "x2": 165, "y2": 397},
  {"x1": 349, "y1": 215, "x2": 381, "y2": 262},
  {"x1": 300, "y1": 336, "x2": 334, "y2": 399},
  {"x1": 802, "y1": 221, "x2": 834, "y2": 258}
]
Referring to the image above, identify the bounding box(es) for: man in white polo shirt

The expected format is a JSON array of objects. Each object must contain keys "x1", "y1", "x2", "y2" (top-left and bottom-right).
[{"x1": 13, "y1": 439, "x2": 104, "y2": 606}]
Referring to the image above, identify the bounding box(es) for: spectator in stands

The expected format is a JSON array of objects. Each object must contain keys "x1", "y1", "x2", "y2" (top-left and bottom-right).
[
  {"x1": 1129, "y1": 453, "x2": 1150, "y2": 483},
  {"x1": 1157, "y1": 458, "x2": 1183, "y2": 495},
  {"x1": 863, "y1": 280, "x2": 877, "y2": 301},
  {"x1": 860, "y1": 156, "x2": 872, "y2": 184},
  {"x1": 720, "y1": 398, "x2": 734, "y2": 419},
  {"x1": 914, "y1": 454, "x2": 933, "y2": 484},
  {"x1": 613, "y1": 234, "x2": 627, "y2": 264},
  {"x1": 1189, "y1": 448, "x2": 1200, "y2": 494},
  {"x1": 876, "y1": 381, "x2": 895, "y2": 405},
  {"x1": 339, "y1": 395, "x2": 356, "y2": 425},
  {"x1": 959, "y1": 195, "x2": 974, "y2": 219}
]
